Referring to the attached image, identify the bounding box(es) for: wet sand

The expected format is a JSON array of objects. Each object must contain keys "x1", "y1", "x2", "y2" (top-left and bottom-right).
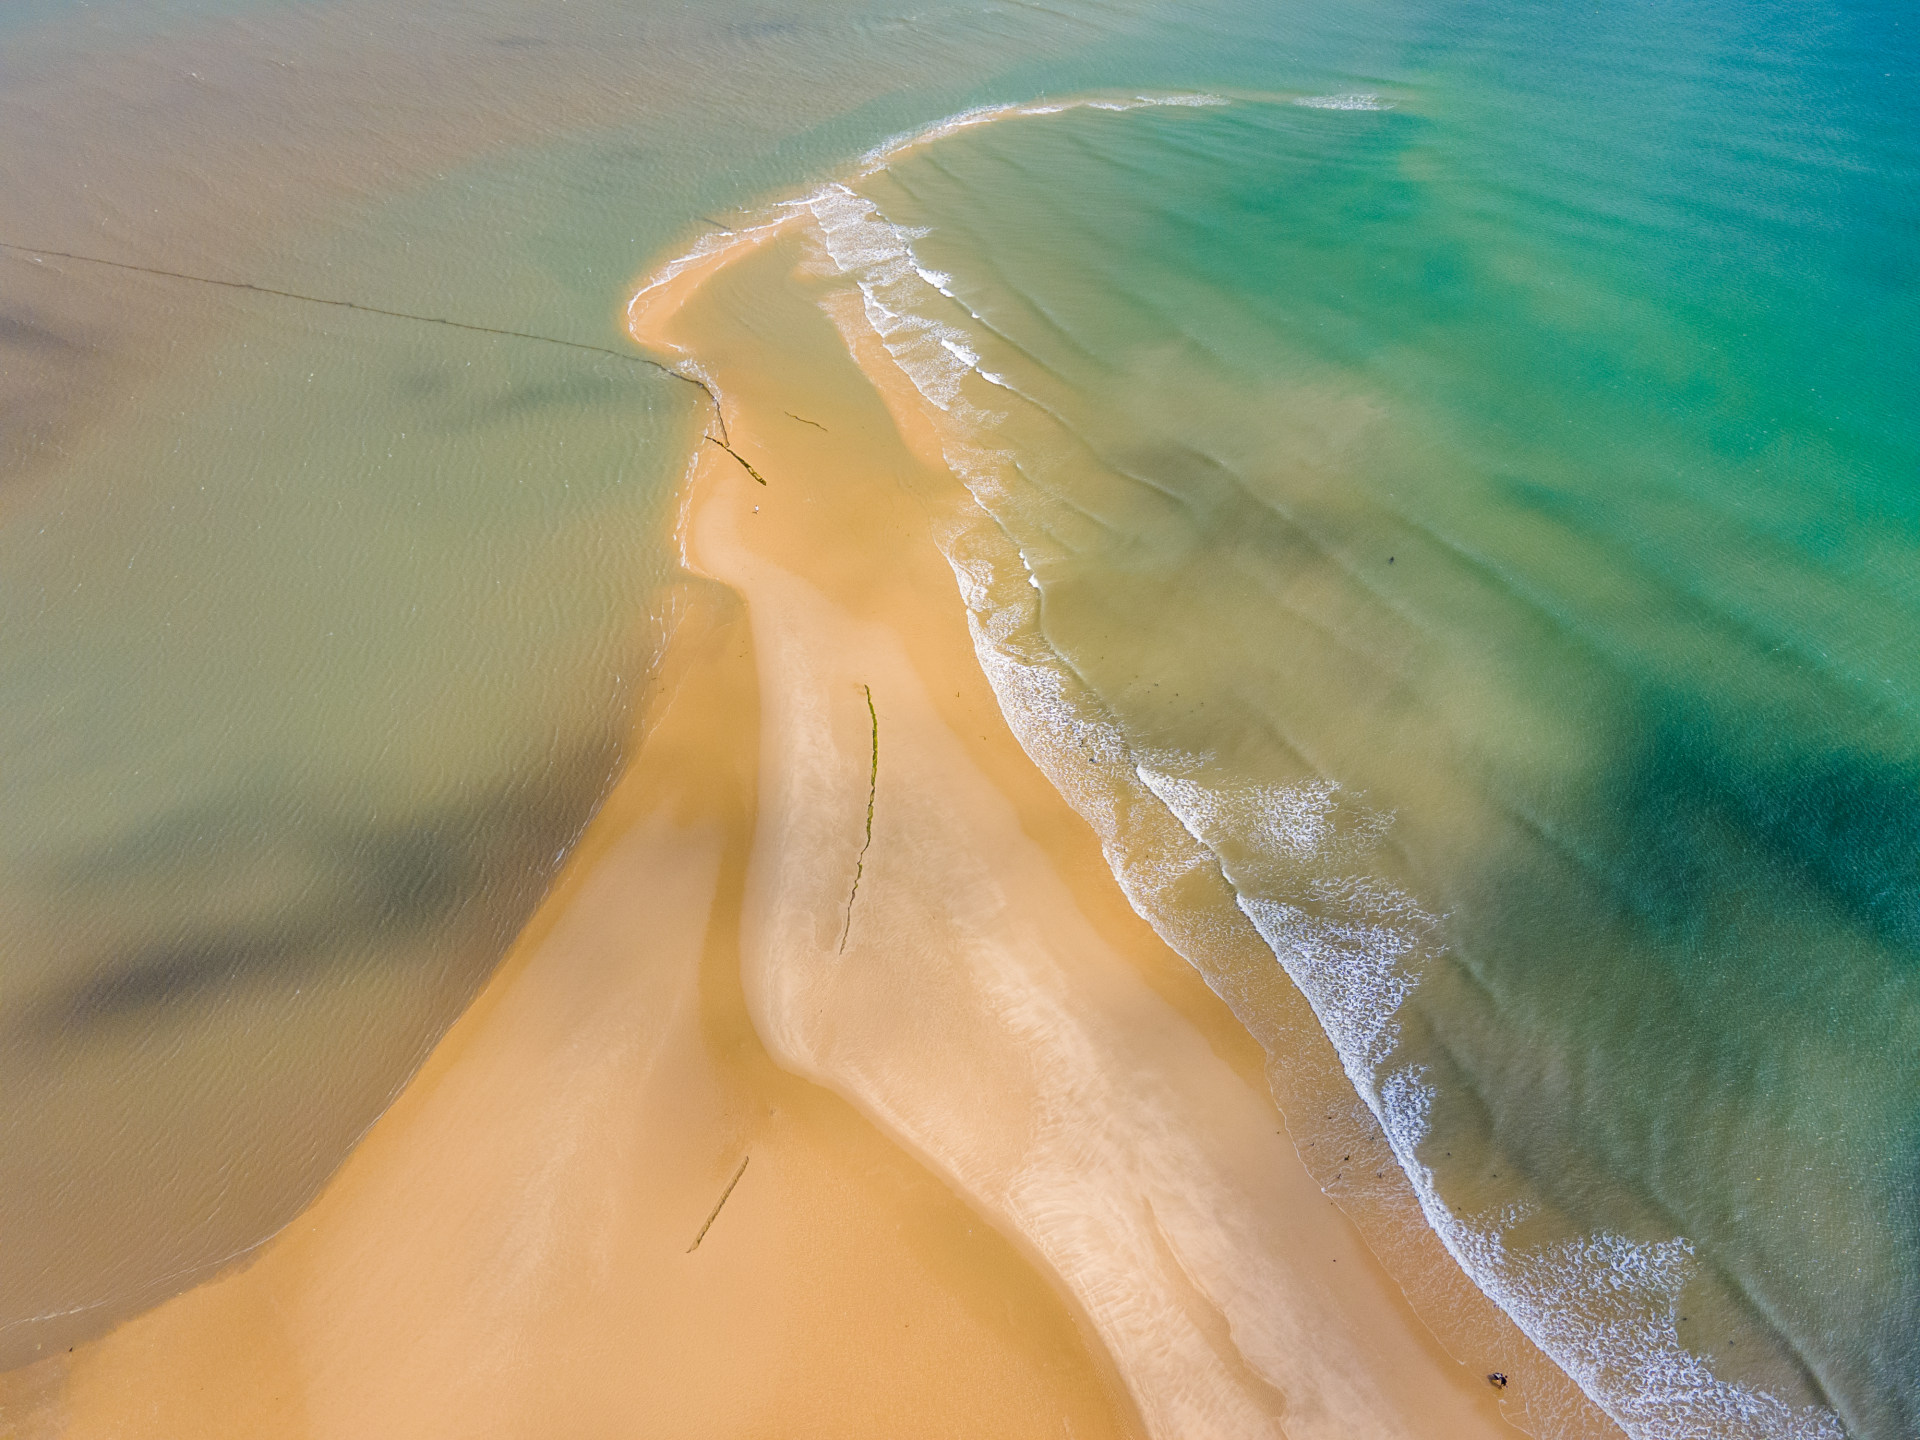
[
  {"x1": 619, "y1": 222, "x2": 1529, "y2": 1439},
  {"x1": 3, "y1": 218, "x2": 1539, "y2": 1439},
  {"x1": 0, "y1": 575, "x2": 1143, "y2": 1440},
  {"x1": 0, "y1": 0, "x2": 1129, "y2": 1361}
]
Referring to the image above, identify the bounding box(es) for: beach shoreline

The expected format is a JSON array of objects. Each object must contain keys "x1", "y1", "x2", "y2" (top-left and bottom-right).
[
  {"x1": 8, "y1": 178, "x2": 1567, "y2": 1440},
  {"x1": 623, "y1": 215, "x2": 1540, "y2": 1437},
  {"x1": 2, "y1": 549, "x2": 1145, "y2": 1440}
]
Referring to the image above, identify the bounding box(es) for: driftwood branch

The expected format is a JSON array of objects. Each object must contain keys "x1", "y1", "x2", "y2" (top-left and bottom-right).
[
  {"x1": 702, "y1": 434, "x2": 768, "y2": 485},
  {"x1": 686, "y1": 1155, "x2": 750, "y2": 1253},
  {"x1": 840, "y1": 685, "x2": 879, "y2": 953}
]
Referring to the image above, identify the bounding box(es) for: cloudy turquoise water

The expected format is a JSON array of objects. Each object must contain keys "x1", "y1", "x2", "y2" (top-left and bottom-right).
[
  {"x1": 814, "y1": 8, "x2": 1917, "y2": 1433},
  {"x1": 2, "y1": 0, "x2": 1914, "y2": 1434}
]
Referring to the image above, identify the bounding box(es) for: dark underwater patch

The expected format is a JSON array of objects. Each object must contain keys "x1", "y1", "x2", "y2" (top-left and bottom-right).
[
  {"x1": 13, "y1": 735, "x2": 620, "y2": 1042},
  {"x1": 0, "y1": 305, "x2": 80, "y2": 354},
  {"x1": 1605, "y1": 692, "x2": 1920, "y2": 955}
]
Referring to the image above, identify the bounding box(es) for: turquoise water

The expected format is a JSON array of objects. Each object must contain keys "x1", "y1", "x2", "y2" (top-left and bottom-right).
[
  {"x1": 3, "y1": 0, "x2": 1914, "y2": 1432},
  {"x1": 816, "y1": 7, "x2": 1918, "y2": 1433}
]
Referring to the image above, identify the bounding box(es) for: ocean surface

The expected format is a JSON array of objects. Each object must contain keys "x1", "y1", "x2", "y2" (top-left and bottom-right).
[{"x1": 3, "y1": 0, "x2": 1914, "y2": 1435}]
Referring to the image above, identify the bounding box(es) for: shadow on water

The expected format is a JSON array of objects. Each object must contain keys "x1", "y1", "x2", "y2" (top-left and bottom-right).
[
  {"x1": 15, "y1": 736, "x2": 620, "y2": 1038},
  {"x1": 435, "y1": 369, "x2": 647, "y2": 433},
  {"x1": 0, "y1": 267, "x2": 121, "y2": 496},
  {"x1": 18, "y1": 786, "x2": 554, "y2": 1034},
  {"x1": 0, "y1": 729, "x2": 625, "y2": 1366},
  {"x1": 0, "y1": 306, "x2": 80, "y2": 355}
]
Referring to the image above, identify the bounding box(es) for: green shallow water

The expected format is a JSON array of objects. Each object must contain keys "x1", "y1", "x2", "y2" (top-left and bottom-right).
[
  {"x1": 2, "y1": 0, "x2": 1914, "y2": 1433},
  {"x1": 0, "y1": 0, "x2": 1185, "y2": 1362}
]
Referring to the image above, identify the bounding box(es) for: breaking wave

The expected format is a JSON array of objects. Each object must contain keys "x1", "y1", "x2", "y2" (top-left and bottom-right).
[{"x1": 629, "y1": 97, "x2": 1849, "y2": 1440}]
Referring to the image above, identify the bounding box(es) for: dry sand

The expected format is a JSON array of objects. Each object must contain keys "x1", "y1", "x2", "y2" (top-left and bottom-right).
[
  {"x1": 0, "y1": 576, "x2": 1142, "y2": 1440},
  {"x1": 626, "y1": 224, "x2": 1531, "y2": 1440},
  {"x1": 1, "y1": 213, "x2": 1552, "y2": 1440}
]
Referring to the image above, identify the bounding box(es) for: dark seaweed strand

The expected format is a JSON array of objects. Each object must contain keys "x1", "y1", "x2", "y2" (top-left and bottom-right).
[
  {"x1": 702, "y1": 434, "x2": 768, "y2": 485},
  {"x1": 840, "y1": 684, "x2": 879, "y2": 954},
  {"x1": 685, "y1": 1154, "x2": 750, "y2": 1253},
  {"x1": 0, "y1": 237, "x2": 730, "y2": 439}
]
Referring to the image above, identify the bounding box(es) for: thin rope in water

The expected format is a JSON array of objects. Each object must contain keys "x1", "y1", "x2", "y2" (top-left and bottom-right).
[{"x1": 0, "y1": 237, "x2": 724, "y2": 418}]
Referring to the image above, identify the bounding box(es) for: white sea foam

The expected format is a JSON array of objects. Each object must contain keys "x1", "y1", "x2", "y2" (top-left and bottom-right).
[
  {"x1": 925, "y1": 506, "x2": 1842, "y2": 1438},
  {"x1": 1111, "y1": 721, "x2": 1844, "y2": 1440},
  {"x1": 630, "y1": 91, "x2": 1847, "y2": 1440},
  {"x1": 1089, "y1": 92, "x2": 1228, "y2": 111},
  {"x1": 913, "y1": 264, "x2": 957, "y2": 296},
  {"x1": 1294, "y1": 92, "x2": 1392, "y2": 111},
  {"x1": 624, "y1": 209, "x2": 795, "y2": 320},
  {"x1": 855, "y1": 92, "x2": 1228, "y2": 173}
]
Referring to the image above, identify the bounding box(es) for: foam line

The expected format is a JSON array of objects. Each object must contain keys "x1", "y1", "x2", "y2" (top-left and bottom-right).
[{"x1": 625, "y1": 91, "x2": 1847, "y2": 1440}]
